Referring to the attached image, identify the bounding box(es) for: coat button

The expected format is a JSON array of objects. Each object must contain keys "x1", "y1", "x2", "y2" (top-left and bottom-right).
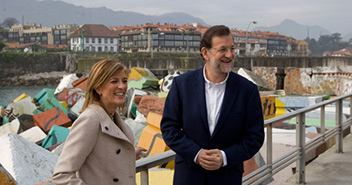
[
  {"x1": 116, "y1": 149, "x2": 121, "y2": 154},
  {"x1": 113, "y1": 178, "x2": 119, "y2": 182},
  {"x1": 105, "y1": 126, "x2": 109, "y2": 131}
]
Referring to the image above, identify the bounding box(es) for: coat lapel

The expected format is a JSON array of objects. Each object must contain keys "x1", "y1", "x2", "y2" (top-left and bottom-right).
[
  {"x1": 211, "y1": 72, "x2": 238, "y2": 138},
  {"x1": 193, "y1": 67, "x2": 210, "y2": 135},
  {"x1": 91, "y1": 104, "x2": 133, "y2": 144}
]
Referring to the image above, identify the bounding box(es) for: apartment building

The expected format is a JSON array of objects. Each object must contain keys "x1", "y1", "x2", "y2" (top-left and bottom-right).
[
  {"x1": 7, "y1": 23, "x2": 77, "y2": 45},
  {"x1": 114, "y1": 23, "x2": 202, "y2": 55},
  {"x1": 70, "y1": 24, "x2": 119, "y2": 52},
  {"x1": 232, "y1": 30, "x2": 267, "y2": 56}
]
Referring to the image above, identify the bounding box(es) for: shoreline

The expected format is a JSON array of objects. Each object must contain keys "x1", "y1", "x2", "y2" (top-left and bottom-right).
[{"x1": 0, "y1": 71, "x2": 71, "y2": 86}]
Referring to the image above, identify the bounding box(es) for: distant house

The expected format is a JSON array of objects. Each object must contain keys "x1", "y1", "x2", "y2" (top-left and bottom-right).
[
  {"x1": 331, "y1": 47, "x2": 352, "y2": 57},
  {"x1": 332, "y1": 50, "x2": 351, "y2": 57},
  {"x1": 296, "y1": 40, "x2": 309, "y2": 56},
  {"x1": 69, "y1": 24, "x2": 119, "y2": 52}
]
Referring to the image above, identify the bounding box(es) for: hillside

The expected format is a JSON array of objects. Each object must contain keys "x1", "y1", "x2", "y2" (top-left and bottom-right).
[
  {"x1": 0, "y1": 0, "x2": 207, "y2": 27},
  {"x1": 254, "y1": 19, "x2": 331, "y2": 40}
]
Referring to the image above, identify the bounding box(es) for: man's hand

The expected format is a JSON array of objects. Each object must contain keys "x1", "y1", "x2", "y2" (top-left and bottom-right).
[{"x1": 196, "y1": 149, "x2": 223, "y2": 170}]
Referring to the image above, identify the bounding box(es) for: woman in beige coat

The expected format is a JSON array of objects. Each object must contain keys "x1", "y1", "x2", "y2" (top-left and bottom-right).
[{"x1": 52, "y1": 59, "x2": 146, "y2": 185}]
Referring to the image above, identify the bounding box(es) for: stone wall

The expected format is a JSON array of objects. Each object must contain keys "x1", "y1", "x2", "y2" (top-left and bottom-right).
[{"x1": 2, "y1": 54, "x2": 352, "y2": 94}]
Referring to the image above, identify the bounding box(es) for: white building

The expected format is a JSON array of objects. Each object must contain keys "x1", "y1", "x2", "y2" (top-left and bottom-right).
[{"x1": 70, "y1": 24, "x2": 119, "y2": 52}]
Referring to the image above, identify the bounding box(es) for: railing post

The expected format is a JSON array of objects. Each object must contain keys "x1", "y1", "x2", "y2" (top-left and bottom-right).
[
  {"x1": 266, "y1": 124, "x2": 273, "y2": 176},
  {"x1": 350, "y1": 96, "x2": 352, "y2": 118},
  {"x1": 350, "y1": 96, "x2": 352, "y2": 119},
  {"x1": 296, "y1": 113, "x2": 305, "y2": 184},
  {"x1": 320, "y1": 105, "x2": 325, "y2": 139},
  {"x1": 336, "y1": 99, "x2": 343, "y2": 153},
  {"x1": 140, "y1": 169, "x2": 149, "y2": 185}
]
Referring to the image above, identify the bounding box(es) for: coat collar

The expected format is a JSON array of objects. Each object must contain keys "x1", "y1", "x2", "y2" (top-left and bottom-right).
[{"x1": 88, "y1": 104, "x2": 134, "y2": 145}]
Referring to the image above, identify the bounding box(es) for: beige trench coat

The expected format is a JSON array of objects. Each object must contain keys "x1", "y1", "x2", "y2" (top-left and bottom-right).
[{"x1": 52, "y1": 104, "x2": 136, "y2": 185}]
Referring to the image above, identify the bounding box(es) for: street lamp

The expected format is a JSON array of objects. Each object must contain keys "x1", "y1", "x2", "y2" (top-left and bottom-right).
[
  {"x1": 144, "y1": 30, "x2": 164, "y2": 58},
  {"x1": 245, "y1": 21, "x2": 257, "y2": 56}
]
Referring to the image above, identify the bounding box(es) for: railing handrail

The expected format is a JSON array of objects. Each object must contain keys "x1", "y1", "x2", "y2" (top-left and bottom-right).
[{"x1": 136, "y1": 93, "x2": 352, "y2": 185}]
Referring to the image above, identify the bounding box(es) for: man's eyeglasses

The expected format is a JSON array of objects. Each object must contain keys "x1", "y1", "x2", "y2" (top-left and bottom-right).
[{"x1": 212, "y1": 46, "x2": 235, "y2": 54}]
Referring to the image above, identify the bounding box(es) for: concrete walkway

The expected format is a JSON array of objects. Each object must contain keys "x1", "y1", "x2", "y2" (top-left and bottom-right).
[{"x1": 282, "y1": 131, "x2": 352, "y2": 185}]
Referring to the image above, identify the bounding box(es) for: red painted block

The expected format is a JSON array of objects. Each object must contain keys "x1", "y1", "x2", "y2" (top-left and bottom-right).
[
  {"x1": 55, "y1": 88, "x2": 70, "y2": 101},
  {"x1": 33, "y1": 107, "x2": 72, "y2": 133},
  {"x1": 65, "y1": 89, "x2": 83, "y2": 107},
  {"x1": 72, "y1": 76, "x2": 88, "y2": 91}
]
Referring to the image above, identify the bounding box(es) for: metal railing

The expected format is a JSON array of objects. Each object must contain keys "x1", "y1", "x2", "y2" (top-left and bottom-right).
[{"x1": 136, "y1": 93, "x2": 352, "y2": 185}]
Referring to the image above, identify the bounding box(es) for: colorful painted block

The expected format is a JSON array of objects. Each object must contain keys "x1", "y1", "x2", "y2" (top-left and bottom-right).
[{"x1": 33, "y1": 107, "x2": 72, "y2": 133}]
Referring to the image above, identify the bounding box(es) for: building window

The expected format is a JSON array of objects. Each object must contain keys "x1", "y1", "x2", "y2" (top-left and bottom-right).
[
  {"x1": 61, "y1": 29, "x2": 66, "y2": 34},
  {"x1": 91, "y1": 46, "x2": 95, "y2": 51},
  {"x1": 60, "y1": 35, "x2": 66, "y2": 40},
  {"x1": 175, "y1": 41, "x2": 183, "y2": 46},
  {"x1": 165, "y1": 34, "x2": 175, "y2": 40},
  {"x1": 193, "y1": 35, "x2": 201, "y2": 40},
  {"x1": 165, "y1": 41, "x2": 174, "y2": 46},
  {"x1": 54, "y1": 30, "x2": 60, "y2": 35},
  {"x1": 104, "y1": 38, "x2": 108, "y2": 43},
  {"x1": 110, "y1": 46, "x2": 114, "y2": 51},
  {"x1": 110, "y1": 38, "x2": 114, "y2": 43},
  {"x1": 98, "y1": 47, "x2": 102, "y2": 51},
  {"x1": 86, "y1": 38, "x2": 89, "y2": 43},
  {"x1": 92, "y1": 38, "x2": 95, "y2": 43},
  {"x1": 175, "y1": 35, "x2": 183, "y2": 40},
  {"x1": 98, "y1": 38, "x2": 101, "y2": 43}
]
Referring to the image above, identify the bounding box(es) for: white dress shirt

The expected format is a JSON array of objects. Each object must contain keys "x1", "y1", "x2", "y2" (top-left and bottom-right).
[{"x1": 193, "y1": 65, "x2": 229, "y2": 167}]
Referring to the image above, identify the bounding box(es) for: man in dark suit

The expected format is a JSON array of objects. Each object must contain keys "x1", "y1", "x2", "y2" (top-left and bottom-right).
[{"x1": 160, "y1": 25, "x2": 264, "y2": 185}]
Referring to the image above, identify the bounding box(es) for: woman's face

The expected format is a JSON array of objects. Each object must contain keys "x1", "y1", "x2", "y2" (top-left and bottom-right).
[{"x1": 96, "y1": 70, "x2": 128, "y2": 113}]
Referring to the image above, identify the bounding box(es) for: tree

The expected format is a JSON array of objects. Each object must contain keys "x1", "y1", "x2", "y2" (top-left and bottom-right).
[
  {"x1": 331, "y1": 33, "x2": 342, "y2": 43},
  {"x1": 305, "y1": 33, "x2": 349, "y2": 56},
  {"x1": 0, "y1": 41, "x2": 5, "y2": 51},
  {"x1": 2, "y1": 17, "x2": 19, "y2": 29}
]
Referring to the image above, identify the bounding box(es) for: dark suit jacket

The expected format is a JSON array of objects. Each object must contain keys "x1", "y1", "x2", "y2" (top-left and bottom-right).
[{"x1": 161, "y1": 67, "x2": 264, "y2": 185}]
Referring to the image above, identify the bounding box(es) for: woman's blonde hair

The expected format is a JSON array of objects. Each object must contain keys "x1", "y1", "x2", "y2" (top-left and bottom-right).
[{"x1": 82, "y1": 59, "x2": 127, "y2": 112}]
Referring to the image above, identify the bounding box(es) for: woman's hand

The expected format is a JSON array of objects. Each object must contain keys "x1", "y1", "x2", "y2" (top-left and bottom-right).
[{"x1": 135, "y1": 146, "x2": 147, "y2": 160}]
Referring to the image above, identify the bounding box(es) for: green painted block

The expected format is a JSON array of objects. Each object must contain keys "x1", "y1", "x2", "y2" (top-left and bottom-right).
[
  {"x1": 42, "y1": 125, "x2": 70, "y2": 149},
  {"x1": 34, "y1": 88, "x2": 56, "y2": 105}
]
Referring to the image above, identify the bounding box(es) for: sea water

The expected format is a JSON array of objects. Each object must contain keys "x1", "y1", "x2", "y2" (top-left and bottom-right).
[{"x1": 0, "y1": 85, "x2": 57, "y2": 106}]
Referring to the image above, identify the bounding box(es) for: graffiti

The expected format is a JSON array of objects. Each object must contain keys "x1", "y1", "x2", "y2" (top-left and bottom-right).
[{"x1": 261, "y1": 96, "x2": 276, "y2": 120}]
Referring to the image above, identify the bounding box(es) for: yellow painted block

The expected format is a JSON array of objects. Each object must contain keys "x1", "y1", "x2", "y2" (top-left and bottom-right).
[
  {"x1": 128, "y1": 67, "x2": 149, "y2": 81},
  {"x1": 275, "y1": 107, "x2": 287, "y2": 117},
  {"x1": 275, "y1": 98, "x2": 285, "y2": 107},
  {"x1": 138, "y1": 112, "x2": 173, "y2": 168},
  {"x1": 157, "y1": 91, "x2": 168, "y2": 99},
  {"x1": 136, "y1": 170, "x2": 174, "y2": 185},
  {"x1": 13, "y1": 93, "x2": 29, "y2": 103},
  {"x1": 60, "y1": 101, "x2": 68, "y2": 108},
  {"x1": 138, "y1": 123, "x2": 169, "y2": 157},
  {"x1": 146, "y1": 112, "x2": 162, "y2": 129}
]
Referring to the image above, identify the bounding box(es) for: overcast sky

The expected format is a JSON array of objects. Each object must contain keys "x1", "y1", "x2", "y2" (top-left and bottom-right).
[{"x1": 56, "y1": 0, "x2": 351, "y2": 35}]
